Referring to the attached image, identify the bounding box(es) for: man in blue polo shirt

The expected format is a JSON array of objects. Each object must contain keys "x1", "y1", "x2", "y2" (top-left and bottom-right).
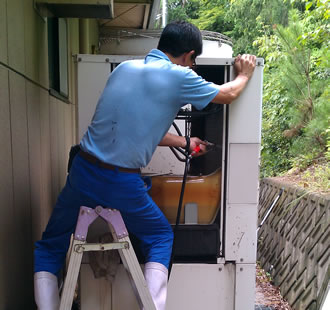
[{"x1": 34, "y1": 21, "x2": 256, "y2": 310}]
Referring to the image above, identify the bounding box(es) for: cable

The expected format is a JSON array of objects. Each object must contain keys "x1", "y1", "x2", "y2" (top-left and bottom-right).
[
  {"x1": 168, "y1": 158, "x2": 190, "y2": 277},
  {"x1": 168, "y1": 138, "x2": 190, "y2": 278}
]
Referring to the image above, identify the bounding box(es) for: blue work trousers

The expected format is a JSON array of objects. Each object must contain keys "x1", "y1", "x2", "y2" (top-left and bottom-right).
[{"x1": 34, "y1": 154, "x2": 173, "y2": 276}]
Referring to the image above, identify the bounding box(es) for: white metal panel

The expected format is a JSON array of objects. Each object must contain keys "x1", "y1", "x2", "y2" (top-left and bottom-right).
[
  {"x1": 80, "y1": 263, "x2": 236, "y2": 310},
  {"x1": 235, "y1": 264, "x2": 256, "y2": 310},
  {"x1": 199, "y1": 40, "x2": 233, "y2": 58},
  {"x1": 77, "y1": 54, "x2": 142, "y2": 63},
  {"x1": 167, "y1": 264, "x2": 235, "y2": 310},
  {"x1": 77, "y1": 59, "x2": 110, "y2": 140},
  {"x1": 228, "y1": 143, "x2": 260, "y2": 204},
  {"x1": 197, "y1": 56, "x2": 263, "y2": 66},
  {"x1": 228, "y1": 63, "x2": 263, "y2": 144},
  {"x1": 112, "y1": 265, "x2": 142, "y2": 310},
  {"x1": 225, "y1": 204, "x2": 257, "y2": 263},
  {"x1": 142, "y1": 122, "x2": 186, "y2": 175},
  {"x1": 100, "y1": 36, "x2": 157, "y2": 56},
  {"x1": 80, "y1": 264, "x2": 112, "y2": 310},
  {"x1": 100, "y1": 37, "x2": 232, "y2": 58},
  {"x1": 80, "y1": 264, "x2": 141, "y2": 310},
  {"x1": 197, "y1": 57, "x2": 235, "y2": 66}
]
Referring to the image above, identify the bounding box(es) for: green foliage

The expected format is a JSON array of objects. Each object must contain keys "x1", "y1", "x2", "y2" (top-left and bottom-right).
[
  {"x1": 167, "y1": 0, "x2": 329, "y2": 181},
  {"x1": 257, "y1": 1, "x2": 329, "y2": 176},
  {"x1": 168, "y1": 0, "x2": 200, "y2": 22},
  {"x1": 168, "y1": 0, "x2": 291, "y2": 54},
  {"x1": 224, "y1": 0, "x2": 290, "y2": 54}
]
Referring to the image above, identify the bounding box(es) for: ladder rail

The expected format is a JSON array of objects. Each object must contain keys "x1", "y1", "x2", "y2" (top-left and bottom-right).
[
  {"x1": 59, "y1": 240, "x2": 85, "y2": 310},
  {"x1": 115, "y1": 235, "x2": 156, "y2": 310}
]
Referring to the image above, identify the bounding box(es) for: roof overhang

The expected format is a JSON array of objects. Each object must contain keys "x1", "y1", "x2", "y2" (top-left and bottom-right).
[
  {"x1": 35, "y1": 0, "x2": 115, "y2": 18},
  {"x1": 35, "y1": 0, "x2": 160, "y2": 30}
]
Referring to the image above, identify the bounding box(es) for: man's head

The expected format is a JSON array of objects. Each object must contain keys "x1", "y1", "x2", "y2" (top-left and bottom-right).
[{"x1": 157, "y1": 21, "x2": 202, "y2": 68}]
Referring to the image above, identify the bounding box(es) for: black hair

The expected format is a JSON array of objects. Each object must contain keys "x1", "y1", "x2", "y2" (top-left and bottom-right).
[{"x1": 157, "y1": 21, "x2": 203, "y2": 58}]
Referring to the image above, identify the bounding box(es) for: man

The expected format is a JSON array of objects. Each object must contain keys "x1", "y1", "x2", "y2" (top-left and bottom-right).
[{"x1": 34, "y1": 21, "x2": 256, "y2": 310}]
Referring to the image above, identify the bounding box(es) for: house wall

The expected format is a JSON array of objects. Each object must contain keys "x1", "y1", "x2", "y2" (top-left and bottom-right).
[{"x1": 0, "y1": 0, "x2": 98, "y2": 308}]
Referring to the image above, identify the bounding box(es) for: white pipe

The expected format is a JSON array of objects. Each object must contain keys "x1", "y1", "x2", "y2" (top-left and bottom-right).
[{"x1": 162, "y1": 0, "x2": 167, "y2": 28}]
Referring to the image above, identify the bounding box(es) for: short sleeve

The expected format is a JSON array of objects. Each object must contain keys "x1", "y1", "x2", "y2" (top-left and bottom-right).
[{"x1": 180, "y1": 68, "x2": 220, "y2": 110}]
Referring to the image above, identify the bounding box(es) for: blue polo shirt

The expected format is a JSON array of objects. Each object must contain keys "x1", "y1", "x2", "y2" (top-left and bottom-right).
[{"x1": 80, "y1": 49, "x2": 220, "y2": 168}]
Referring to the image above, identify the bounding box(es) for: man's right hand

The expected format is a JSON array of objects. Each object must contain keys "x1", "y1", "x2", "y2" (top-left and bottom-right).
[
  {"x1": 234, "y1": 54, "x2": 256, "y2": 80},
  {"x1": 212, "y1": 53, "x2": 257, "y2": 105}
]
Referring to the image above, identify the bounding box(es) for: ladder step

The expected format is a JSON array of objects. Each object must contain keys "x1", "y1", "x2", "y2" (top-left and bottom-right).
[{"x1": 74, "y1": 241, "x2": 128, "y2": 252}]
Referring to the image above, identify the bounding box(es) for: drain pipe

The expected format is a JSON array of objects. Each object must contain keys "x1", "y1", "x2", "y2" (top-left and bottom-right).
[{"x1": 162, "y1": 0, "x2": 167, "y2": 28}]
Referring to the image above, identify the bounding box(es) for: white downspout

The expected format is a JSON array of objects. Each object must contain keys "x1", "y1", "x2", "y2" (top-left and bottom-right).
[{"x1": 162, "y1": 0, "x2": 167, "y2": 28}]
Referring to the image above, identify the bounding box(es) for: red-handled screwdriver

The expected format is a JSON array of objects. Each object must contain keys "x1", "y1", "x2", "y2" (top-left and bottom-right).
[
  {"x1": 189, "y1": 145, "x2": 201, "y2": 158},
  {"x1": 189, "y1": 140, "x2": 221, "y2": 159}
]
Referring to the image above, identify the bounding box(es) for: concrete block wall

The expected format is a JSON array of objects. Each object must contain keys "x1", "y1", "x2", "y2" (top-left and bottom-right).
[{"x1": 258, "y1": 178, "x2": 329, "y2": 310}]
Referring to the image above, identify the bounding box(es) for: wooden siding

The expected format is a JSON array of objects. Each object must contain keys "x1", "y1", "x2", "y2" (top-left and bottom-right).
[
  {"x1": 7, "y1": 0, "x2": 26, "y2": 73},
  {"x1": 0, "y1": 1, "x2": 87, "y2": 308},
  {"x1": 0, "y1": 0, "x2": 8, "y2": 64},
  {"x1": 0, "y1": 64, "x2": 77, "y2": 309},
  {"x1": 9, "y1": 71, "x2": 34, "y2": 308},
  {"x1": 0, "y1": 66, "x2": 13, "y2": 309}
]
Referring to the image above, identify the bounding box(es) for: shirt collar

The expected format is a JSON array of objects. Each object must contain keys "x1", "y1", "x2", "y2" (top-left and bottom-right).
[{"x1": 145, "y1": 49, "x2": 171, "y2": 63}]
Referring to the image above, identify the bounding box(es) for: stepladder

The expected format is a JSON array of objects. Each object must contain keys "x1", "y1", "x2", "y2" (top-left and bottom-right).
[{"x1": 60, "y1": 205, "x2": 156, "y2": 310}]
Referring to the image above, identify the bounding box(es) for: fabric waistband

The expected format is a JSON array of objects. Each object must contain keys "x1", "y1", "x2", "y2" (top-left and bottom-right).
[{"x1": 79, "y1": 150, "x2": 141, "y2": 174}]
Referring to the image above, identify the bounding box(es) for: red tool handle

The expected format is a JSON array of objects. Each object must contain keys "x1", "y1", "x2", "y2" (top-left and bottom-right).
[{"x1": 190, "y1": 145, "x2": 201, "y2": 157}]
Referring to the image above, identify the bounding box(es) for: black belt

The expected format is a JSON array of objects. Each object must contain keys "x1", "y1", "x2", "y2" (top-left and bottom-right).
[{"x1": 79, "y1": 151, "x2": 141, "y2": 174}]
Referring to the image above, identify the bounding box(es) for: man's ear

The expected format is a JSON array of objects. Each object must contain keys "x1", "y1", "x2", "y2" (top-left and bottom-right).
[
  {"x1": 182, "y1": 50, "x2": 195, "y2": 66},
  {"x1": 184, "y1": 50, "x2": 195, "y2": 61},
  {"x1": 188, "y1": 50, "x2": 195, "y2": 58}
]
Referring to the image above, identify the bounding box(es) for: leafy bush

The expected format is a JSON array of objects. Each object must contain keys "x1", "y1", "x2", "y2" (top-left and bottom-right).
[{"x1": 167, "y1": 0, "x2": 329, "y2": 181}]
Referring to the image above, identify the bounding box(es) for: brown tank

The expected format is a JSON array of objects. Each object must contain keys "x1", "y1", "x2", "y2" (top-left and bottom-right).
[{"x1": 150, "y1": 169, "x2": 221, "y2": 224}]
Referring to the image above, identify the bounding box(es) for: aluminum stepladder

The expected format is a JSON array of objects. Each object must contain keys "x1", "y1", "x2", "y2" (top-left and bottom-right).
[{"x1": 59, "y1": 205, "x2": 156, "y2": 310}]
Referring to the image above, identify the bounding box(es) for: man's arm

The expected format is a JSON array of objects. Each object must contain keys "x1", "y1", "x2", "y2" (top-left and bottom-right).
[
  {"x1": 212, "y1": 54, "x2": 256, "y2": 105},
  {"x1": 159, "y1": 132, "x2": 186, "y2": 148},
  {"x1": 159, "y1": 133, "x2": 207, "y2": 154}
]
